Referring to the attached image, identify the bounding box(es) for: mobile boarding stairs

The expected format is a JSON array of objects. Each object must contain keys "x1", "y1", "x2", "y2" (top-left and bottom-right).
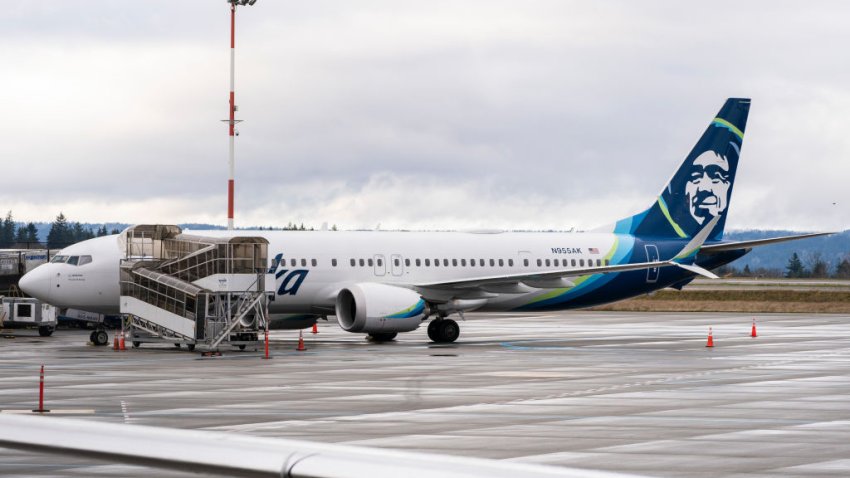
[{"x1": 119, "y1": 225, "x2": 272, "y2": 352}]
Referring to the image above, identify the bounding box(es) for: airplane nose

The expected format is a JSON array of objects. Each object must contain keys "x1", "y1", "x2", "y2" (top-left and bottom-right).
[{"x1": 19, "y1": 265, "x2": 51, "y2": 302}]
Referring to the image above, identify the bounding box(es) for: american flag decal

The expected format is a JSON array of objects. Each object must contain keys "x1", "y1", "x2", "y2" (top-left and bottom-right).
[{"x1": 589, "y1": 247, "x2": 599, "y2": 254}]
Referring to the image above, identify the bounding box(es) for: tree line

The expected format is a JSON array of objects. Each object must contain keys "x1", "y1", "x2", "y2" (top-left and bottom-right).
[
  {"x1": 2, "y1": 211, "x2": 335, "y2": 250},
  {"x1": 717, "y1": 251, "x2": 850, "y2": 279},
  {"x1": 0, "y1": 211, "x2": 39, "y2": 247},
  {"x1": 0, "y1": 211, "x2": 119, "y2": 249}
]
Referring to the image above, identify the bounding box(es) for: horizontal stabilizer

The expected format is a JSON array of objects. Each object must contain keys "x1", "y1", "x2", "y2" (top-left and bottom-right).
[
  {"x1": 700, "y1": 232, "x2": 836, "y2": 253},
  {"x1": 672, "y1": 262, "x2": 720, "y2": 279}
]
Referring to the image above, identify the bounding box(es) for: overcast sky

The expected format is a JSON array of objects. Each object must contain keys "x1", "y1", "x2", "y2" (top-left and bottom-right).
[{"x1": 2, "y1": 1, "x2": 849, "y2": 232}]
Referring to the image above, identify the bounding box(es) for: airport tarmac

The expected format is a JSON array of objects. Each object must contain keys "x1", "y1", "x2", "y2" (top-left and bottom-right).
[{"x1": 1, "y1": 311, "x2": 850, "y2": 477}]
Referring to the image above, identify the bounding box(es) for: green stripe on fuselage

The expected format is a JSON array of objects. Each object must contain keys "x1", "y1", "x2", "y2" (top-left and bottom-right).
[{"x1": 526, "y1": 237, "x2": 620, "y2": 305}]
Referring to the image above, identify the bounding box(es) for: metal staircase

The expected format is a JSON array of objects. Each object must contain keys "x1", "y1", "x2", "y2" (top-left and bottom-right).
[{"x1": 119, "y1": 225, "x2": 272, "y2": 352}]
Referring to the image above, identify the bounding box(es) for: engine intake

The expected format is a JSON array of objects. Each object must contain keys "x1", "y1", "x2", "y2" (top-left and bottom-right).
[{"x1": 335, "y1": 283, "x2": 428, "y2": 334}]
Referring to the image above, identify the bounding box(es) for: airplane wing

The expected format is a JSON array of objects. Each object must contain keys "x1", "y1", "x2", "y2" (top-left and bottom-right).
[
  {"x1": 416, "y1": 216, "x2": 721, "y2": 293},
  {"x1": 700, "y1": 232, "x2": 835, "y2": 253},
  {"x1": 0, "y1": 414, "x2": 642, "y2": 478}
]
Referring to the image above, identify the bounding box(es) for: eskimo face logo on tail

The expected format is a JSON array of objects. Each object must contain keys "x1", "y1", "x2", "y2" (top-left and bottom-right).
[{"x1": 685, "y1": 148, "x2": 733, "y2": 225}]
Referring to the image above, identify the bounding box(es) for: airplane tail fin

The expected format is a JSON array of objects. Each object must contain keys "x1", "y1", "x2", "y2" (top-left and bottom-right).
[{"x1": 606, "y1": 98, "x2": 750, "y2": 240}]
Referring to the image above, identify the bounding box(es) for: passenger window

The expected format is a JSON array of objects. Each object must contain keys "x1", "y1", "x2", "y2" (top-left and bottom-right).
[
  {"x1": 596, "y1": 259, "x2": 601, "y2": 267},
  {"x1": 368, "y1": 258, "x2": 374, "y2": 267},
  {"x1": 291, "y1": 259, "x2": 297, "y2": 267},
  {"x1": 425, "y1": 259, "x2": 431, "y2": 266},
  {"x1": 301, "y1": 259, "x2": 307, "y2": 267},
  {"x1": 498, "y1": 259, "x2": 504, "y2": 267},
  {"x1": 67, "y1": 256, "x2": 79, "y2": 266},
  {"x1": 489, "y1": 259, "x2": 495, "y2": 266},
  {"x1": 416, "y1": 259, "x2": 421, "y2": 267},
  {"x1": 461, "y1": 259, "x2": 467, "y2": 266},
  {"x1": 433, "y1": 259, "x2": 439, "y2": 267},
  {"x1": 452, "y1": 259, "x2": 458, "y2": 267},
  {"x1": 508, "y1": 259, "x2": 514, "y2": 267},
  {"x1": 350, "y1": 258, "x2": 356, "y2": 267},
  {"x1": 469, "y1": 259, "x2": 475, "y2": 267},
  {"x1": 479, "y1": 259, "x2": 485, "y2": 266},
  {"x1": 312, "y1": 259, "x2": 318, "y2": 267},
  {"x1": 605, "y1": 259, "x2": 610, "y2": 266},
  {"x1": 332, "y1": 259, "x2": 338, "y2": 267},
  {"x1": 580, "y1": 259, "x2": 585, "y2": 266},
  {"x1": 377, "y1": 258, "x2": 383, "y2": 267},
  {"x1": 78, "y1": 255, "x2": 93, "y2": 266},
  {"x1": 394, "y1": 258, "x2": 400, "y2": 267},
  {"x1": 523, "y1": 259, "x2": 528, "y2": 267},
  {"x1": 359, "y1": 259, "x2": 365, "y2": 267},
  {"x1": 553, "y1": 259, "x2": 559, "y2": 267},
  {"x1": 536, "y1": 259, "x2": 542, "y2": 267},
  {"x1": 545, "y1": 259, "x2": 551, "y2": 267},
  {"x1": 405, "y1": 258, "x2": 411, "y2": 267},
  {"x1": 443, "y1": 259, "x2": 449, "y2": 266},
  {"x1": 571, "y1": 259, "x2": 576, "y2": 267}
]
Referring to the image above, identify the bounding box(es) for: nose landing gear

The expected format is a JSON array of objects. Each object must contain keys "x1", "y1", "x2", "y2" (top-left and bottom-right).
[
  {"x1": 427, "y1": 318, "x2": 460, "y2": 343},
  {"x1": 89, "y1": 329, "x2": 109, "y2": 346}
]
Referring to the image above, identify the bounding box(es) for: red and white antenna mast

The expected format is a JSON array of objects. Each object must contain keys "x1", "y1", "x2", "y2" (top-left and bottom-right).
[{"x1": 224, "y1": 0, "x2": 257, "y2": 230}]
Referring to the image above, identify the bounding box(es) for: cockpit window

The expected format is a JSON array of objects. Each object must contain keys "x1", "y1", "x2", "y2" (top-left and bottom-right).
[
  {"x1": 51, "y1": 255, "x2": 69, "y2": 263},
  {"x1": 67, "y1": 256, "x2": 80, "y2": 266},
  {"x1": 78, "y1": 255, "x2": 93, "y2": 266}
]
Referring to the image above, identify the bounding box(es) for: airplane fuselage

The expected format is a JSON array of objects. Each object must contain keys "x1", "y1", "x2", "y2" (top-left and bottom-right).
[{"x1": 23, "y1": 230, "x2": 743, "y2": 316}]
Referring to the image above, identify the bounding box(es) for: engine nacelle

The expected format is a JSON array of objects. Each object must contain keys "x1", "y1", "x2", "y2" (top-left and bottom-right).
[{"x1": 335, "y1": 283, "x2": 428, "y2": 334}]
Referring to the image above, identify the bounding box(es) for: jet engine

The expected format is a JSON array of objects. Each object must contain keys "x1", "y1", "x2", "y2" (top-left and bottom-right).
[{"x1": 335, "y1": 283, "x2": 428, "y2": 334}]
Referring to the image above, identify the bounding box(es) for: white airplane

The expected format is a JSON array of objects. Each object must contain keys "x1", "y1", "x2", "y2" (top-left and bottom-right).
[{"x1": 19, "y1": 98, "x2": 829, "y2": 344}]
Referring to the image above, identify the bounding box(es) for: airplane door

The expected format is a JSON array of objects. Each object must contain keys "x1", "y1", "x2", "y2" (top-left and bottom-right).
[
  {"x1": 390, "y1": 254, "x2": 403, "y2": 276},
  {"x1": 374, "y1": 255, "x2": 386, "y2": 276},
  {"x1": 644, "y1": 244, "x2": 659, "y2": 283}
]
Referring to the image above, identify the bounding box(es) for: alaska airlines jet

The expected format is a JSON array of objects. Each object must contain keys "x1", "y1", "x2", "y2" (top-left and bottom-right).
[{"x1": 18, "y1": 98, "x2": 828, "y2": 343}]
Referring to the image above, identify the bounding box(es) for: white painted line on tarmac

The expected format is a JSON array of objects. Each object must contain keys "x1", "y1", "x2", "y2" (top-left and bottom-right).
[{"x1": 1, "y1": 409, "x2": 95, "y2": 414}]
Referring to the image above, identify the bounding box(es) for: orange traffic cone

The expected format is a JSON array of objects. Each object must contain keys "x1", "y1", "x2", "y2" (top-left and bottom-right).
[
  {"x1": 113, "y1": 336, "x2": 119, "y2": 350},
  {"x1": 706, "y1": 327, "x2": 714, "y2": 348},
  {"x1": 311, "y1": 323, "x2": 318, "y2": 334},
  {"x1": 119, "y1": 333, "x2": 126, "y2": 351},
  {"x1": 297, "y1": 330, "x2": 306, "y2": 351},
  {"x1": 751, "y1": 318, "x2": 757, "y2": 338}
]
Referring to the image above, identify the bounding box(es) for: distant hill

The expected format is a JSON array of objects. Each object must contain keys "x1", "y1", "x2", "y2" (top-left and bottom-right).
[{"x1": 721, "y1": 229, "x2": 849, "y2": 273}]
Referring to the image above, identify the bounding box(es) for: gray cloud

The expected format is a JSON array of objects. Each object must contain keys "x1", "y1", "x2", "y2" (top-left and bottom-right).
[{"x1": 2, "y1": 1, "x2": 849, "y2": 231}]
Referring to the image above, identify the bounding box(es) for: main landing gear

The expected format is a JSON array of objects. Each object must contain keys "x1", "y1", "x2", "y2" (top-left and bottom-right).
[{"x1": 427, "y1": 318, "x2": 459, "y2": 344}]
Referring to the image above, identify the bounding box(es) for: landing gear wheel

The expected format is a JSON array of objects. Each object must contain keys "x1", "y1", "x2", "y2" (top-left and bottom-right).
[
  {"x1": 132, "y1": 341, "x2": 141, "y2": 348},
  {"x1": 238, "y1": 344, "x2": 246, "y2": 350},
  {"x1": 89, "y1": 331, "x2": 96, "y2": 343},
  {"x1": 429, "y1": 319, "x2": 459, "y2": 343},
  {"x1": 93, "y1": 330, "x2": 109, "y2": 346},
  {"x1": 38, "y1": 326, "x2": 54, "y2": 337},
  {"x1": 186, "y1": 344, "x2": 195, "y2": 352},
  {"x1": 367, "y1": 332, "x2": 398, "y2": 342},
  {"x1": 427, "y1": 320, "x2": 440, "y2": 340},
  {"x1": 174, "y1": 343, "x2": 181, "y2": 348}
]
